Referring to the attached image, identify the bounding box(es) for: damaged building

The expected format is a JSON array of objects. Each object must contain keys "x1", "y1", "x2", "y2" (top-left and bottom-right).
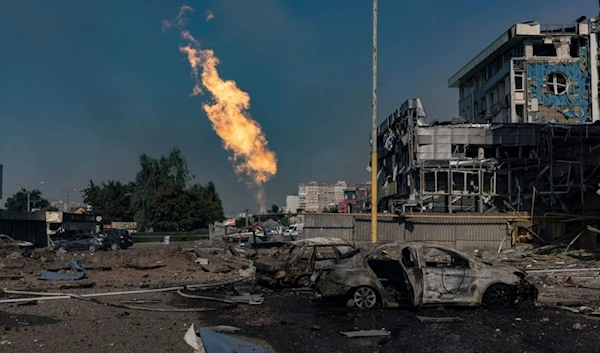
[{"x1": 375, "y1": 18, "x2": 600, "y2": 216}]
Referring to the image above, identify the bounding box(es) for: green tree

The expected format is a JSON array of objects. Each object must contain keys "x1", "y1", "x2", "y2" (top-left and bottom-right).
[
  {"x1": 82, "y1": 180, "x2": 134, "y2": 221},
  {"x1": 280, "y1": 216, "x2": 290, "y2": 227},
  {"x1": 235, "y1": 217, "x2": 247, "y2": 228},
  {"x1": 43, "y1": 205, "x2": 60, "y2": 211},
  {"x1": 130, "y1": 147, "x2": 224, "y2": 231},
  {"x1": 5, "y1": 188, "x2": 50, "y2": 212},
  {"x1": 270, "y1": 204, "x2": 279, "y2": 213}
]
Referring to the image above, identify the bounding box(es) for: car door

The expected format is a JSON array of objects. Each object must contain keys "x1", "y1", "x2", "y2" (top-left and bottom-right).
[
  {"x1": 293, "y1": 245, "x2": 315, "y2": 277},
  {"x1": 314, "y1": 245, "x2": 338, "y2": 268},
  {"x1": 66, "y1": 235, "x2": 81, "y2": 250},
  {"x1": 420, "y1": 246, "x2": 478, "y2": 304},
  {"x1": 400, "y1": 246, "x2": 424, "y2": 307}
]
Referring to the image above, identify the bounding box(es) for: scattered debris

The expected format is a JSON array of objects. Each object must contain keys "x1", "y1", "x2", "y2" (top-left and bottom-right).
[
  {"x1": 40, "y1": 258, "x2": 85, "y2": 281},
  {"x1": 124, "y1": 264, "x2": 166, "y2": 270},
  {"x1": 341, "y1": 330, "x2": 391, "y2": 338},
  {"x1": 196, "y1": 258, "x2": 209, "y2": 265},
  {"x1": 416, "y1": 316, "x2": 463, "y2": 323},
  {"x1": 59, "y1": 282, "x2": 95, "y2": 290},
  {"x1": 573, "y1": 323, "x2": 583, "y2": 330},
  {"x1": 207, "y1": 325, "x2": 241, "y2": 334},
  {"x1": 184, "y1": 324, "x2": 271, "y2": 353},
  {"x1": 231, "y1": 294, "x2": 264, "y2": 305}
]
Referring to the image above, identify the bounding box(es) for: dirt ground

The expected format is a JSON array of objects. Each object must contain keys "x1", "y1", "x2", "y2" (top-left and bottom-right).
[{"x1": 1, "y1": 242, "x2": 600, "y2": 352}]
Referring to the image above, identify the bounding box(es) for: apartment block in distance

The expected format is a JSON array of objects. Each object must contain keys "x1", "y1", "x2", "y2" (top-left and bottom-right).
[{"x1": 298, "y1": 181, "x2": 347, "y2": 212}]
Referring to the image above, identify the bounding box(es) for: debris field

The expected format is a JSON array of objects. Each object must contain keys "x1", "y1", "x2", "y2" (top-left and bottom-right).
[{"x1": 0, "y1": 241, "x2": 600, "y2": 352}]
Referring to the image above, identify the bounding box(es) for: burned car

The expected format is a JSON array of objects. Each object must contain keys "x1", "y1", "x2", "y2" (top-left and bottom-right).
[
  {"x1": 312, "y1": 242, "x2": 538, "y2": 309},
  {"x1": 254, "y1": 237, "x2": 354, "y2": 288}
]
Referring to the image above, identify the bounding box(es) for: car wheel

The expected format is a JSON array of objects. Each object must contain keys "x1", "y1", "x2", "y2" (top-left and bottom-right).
[
  {"x1": 227, "y1": 237, "x2": 235, "y2": 243},
  {"x1": 295, "y1": 275, "x2": 312, "y2": 289},
  {"x1": 351, "y1": 286, "x2": 378, "y2": 309},
  {"x1": 110, "y1": 243, "x2": 120, "y2": 251},
  {"x1": 482, "y1": 283, "x2": 515, "y2": 309},
  {"x1": 88, "y1": 245, "x2": 97, "y2": 252}
]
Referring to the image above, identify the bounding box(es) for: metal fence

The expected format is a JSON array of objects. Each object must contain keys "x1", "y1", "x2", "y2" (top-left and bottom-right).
[{"x1": 300, "y1": 213, "x2": 512, "y2": 252}]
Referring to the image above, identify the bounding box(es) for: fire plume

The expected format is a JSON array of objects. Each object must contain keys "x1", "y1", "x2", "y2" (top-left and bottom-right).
[{"x1": 177, "y1": 28, "x2": 277, "y2": 212}]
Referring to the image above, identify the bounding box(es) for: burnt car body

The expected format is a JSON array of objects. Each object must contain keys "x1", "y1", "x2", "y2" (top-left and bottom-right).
[
  {"x1": 254, "y1": 237, "x2": 355, "y2": 288},
  {"x1": 312, "y1": 242, "x2": 538, "y2": 309}
]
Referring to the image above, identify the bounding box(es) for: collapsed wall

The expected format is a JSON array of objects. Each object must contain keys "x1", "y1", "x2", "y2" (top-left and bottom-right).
[{"x1": 374, "y1": 98, "x2": 600, "y2": 215}]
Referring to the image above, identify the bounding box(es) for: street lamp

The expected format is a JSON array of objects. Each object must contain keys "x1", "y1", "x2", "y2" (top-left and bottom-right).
[
  {"x1": 370, "y1": 0, "x2": 378, "y2": 243},
  {"x1": 17, "y1": 181, "x2": 45, "y2": 212}
]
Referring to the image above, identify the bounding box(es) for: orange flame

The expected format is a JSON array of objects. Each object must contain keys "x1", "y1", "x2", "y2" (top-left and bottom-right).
[{"x1": 178, "y1": 31, "x2": 277, "y2": 212}]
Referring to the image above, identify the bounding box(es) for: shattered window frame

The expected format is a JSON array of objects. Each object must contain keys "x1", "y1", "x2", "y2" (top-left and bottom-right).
[
  {"x1": 299, "y1": 246, "x2": 315, "y2": 262},
  {"x1": 422, "y1": 246, "x2": 471, "y2": 269},
  {"x1": 314, "y1": 245, "x2": 338, "y2": 261}
]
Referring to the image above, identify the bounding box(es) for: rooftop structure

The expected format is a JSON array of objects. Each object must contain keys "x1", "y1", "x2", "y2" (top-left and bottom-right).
[{"x1": 448, "y1": 19, "x2": 599, "y2": 124}]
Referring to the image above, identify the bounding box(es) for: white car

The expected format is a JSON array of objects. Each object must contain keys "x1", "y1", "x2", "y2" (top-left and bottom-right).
[{"x1": 0, "y1": 234, "x2": 34, "y2": 249}]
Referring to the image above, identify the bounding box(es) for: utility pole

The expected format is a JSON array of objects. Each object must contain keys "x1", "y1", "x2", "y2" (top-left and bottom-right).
[
  {"x1": 63, "y1": 188, "x2": 77, "y2": 212},
  {"x1": 370, "y1": 0, "x2": 378, "y2": 244},
  {"x1": 17, "y1": 182, "x2": 44, "y2": 212}
]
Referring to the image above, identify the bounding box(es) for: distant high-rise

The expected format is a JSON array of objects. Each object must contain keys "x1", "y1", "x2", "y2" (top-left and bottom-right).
[{"x1": 298, "y1": 181, "x2": 347, "y2": 212}]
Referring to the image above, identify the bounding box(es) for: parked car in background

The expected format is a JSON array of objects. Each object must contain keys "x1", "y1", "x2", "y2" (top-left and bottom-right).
[
  {"x1": 312, "y1": 242, "x2": 538, "y2": 310},
  {"x1": 53, "y1": 234, "x2": 110, "y2": 253},
  {"x1": 0, "y1": 234, "x2": 34, "y2": 249},
  {"x1": 254, "y1": 237, "x2": 355, "y2": 288},
  {"x1": 100, "y1": 229, "x2": 134, "y2": 250},
  {"x1": 223, "y1": 227, "x2": 265, "y2": 243}
]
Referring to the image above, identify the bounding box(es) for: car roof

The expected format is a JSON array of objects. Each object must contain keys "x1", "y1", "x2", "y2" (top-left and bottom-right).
[
  {"x1": 366, "y1": 242, "x2": 474, "y2": 259},
  {"x1": 290, "y1": 237, "x2": 351, "y2": 246}
]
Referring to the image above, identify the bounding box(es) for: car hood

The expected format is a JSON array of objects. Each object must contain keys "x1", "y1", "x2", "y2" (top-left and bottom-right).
[
  {"x1": 254, "y1": 257, "x2": 287, "y2": 273},
  {"x1": 14, "y1": 240, "x2": 33, "y2": 247}
]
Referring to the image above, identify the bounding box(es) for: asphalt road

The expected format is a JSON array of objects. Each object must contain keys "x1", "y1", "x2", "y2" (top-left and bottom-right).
[{"x1": 1, "y1": 287, "x2": 598, "y2": 353}]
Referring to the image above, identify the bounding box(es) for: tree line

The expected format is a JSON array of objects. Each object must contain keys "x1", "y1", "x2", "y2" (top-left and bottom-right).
[
  {"x1": 4, "y1": 189, "x2": 58, "y2": 212},
  {"x1": 83, "y1": 148, "x2": 225, "y2": 232}
]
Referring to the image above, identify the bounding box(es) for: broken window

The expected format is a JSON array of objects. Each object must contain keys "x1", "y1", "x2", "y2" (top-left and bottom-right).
[
  {"x1": 452, "y1": 144, "x2": 465, "y2": 157},
  {"x1": 516, "y1": 104, "x2": 525, "y2": 123},
  {"x1": 422, "y1": 247, "x2": 470, "y2": 269},
  {"x1": 299, "y1": 246, "x2": 314, "y2": 262},
  {"x1": 451, "y1": 171, "x2": 466, "y2": 193},
  {"x1": 514, "y1": 72, "x2": 524, "y2": 91},
  {"x1": 401, "y1": 247, "x2": 416, "y2": 268},
  {"x1": 465, "y1": 145, "x2": 480, "y2": 158},
  {"x1": 545, "y1": 72, "x2": 568, "y2": 95},
  {"x1": 533, "y1": 43, "x2": 557, "y2": 56},
  {"x1": 315, "y1": 246, "x2": 337, "y2": 261},
  {"x1": 335, "y1": 245, "x2": 352, "y2": 255}
]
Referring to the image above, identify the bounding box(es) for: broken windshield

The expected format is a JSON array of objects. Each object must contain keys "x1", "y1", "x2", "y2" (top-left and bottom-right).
[{"x1": 274, "y1": 244, "x2": 303, "y2": 260}]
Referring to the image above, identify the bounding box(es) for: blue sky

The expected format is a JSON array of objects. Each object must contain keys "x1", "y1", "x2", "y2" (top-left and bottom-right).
[{"x1": 0, "y1": 0, "x2": 595, "y2": 213}]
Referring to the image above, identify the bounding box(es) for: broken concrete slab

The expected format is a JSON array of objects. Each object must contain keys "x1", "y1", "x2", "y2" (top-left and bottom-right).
[
  {"x1": 184, "y1": 324, "x2": 271, "y2": 353},
  {"x1": 340, "y1": 330, "x2": 391, "y2": 338},
  {"x1": 416, "y1": 316, "x2": 463, "y2": 323}
]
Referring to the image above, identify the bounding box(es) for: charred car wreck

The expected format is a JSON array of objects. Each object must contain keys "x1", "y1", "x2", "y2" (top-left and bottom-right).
[
  {"x1": 254, "y1": 238, "x2": 354, "y2": 288},
  {"x1": 312, "y1": 242, "x2": 538, "y2": 309}
]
